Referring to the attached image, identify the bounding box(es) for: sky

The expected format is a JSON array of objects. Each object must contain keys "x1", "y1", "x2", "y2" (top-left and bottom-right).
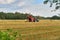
[{"x1": 0, "y1": 0, "x2": 60, "y2": 17}]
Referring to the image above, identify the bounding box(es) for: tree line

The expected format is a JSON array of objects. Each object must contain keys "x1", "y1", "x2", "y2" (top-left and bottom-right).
[
  {"x1": 0, "y1": 12, "x2": 60, "y2": 20},
  {"x1": 0, "y1": 12, "x2": 28, "y2": 19}
]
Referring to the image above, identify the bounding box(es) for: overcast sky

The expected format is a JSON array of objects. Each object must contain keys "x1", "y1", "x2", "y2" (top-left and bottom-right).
[{"x1": 0, "y1": 0, "x2": 60, "y2": 17}]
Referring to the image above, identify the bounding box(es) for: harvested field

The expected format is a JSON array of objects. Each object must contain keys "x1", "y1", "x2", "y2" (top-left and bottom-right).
[{"x1": 0, "y1": 20, "x2": 60, "y2": 40}]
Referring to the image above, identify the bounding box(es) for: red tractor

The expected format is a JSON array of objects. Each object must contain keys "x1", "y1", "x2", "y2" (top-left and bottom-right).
[{"x1": 27, "y1": 15, "x2": 39, "y2": 22}]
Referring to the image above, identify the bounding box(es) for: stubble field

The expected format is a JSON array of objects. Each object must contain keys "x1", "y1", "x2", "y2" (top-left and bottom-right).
[{"x1": 0, "y1": 20, "x2": 60, "y2": 40}]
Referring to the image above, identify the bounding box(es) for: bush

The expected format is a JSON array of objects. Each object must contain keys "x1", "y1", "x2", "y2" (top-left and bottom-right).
[{"x1": 0, "y1": 29, "x2": 22, "y2": 40}]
